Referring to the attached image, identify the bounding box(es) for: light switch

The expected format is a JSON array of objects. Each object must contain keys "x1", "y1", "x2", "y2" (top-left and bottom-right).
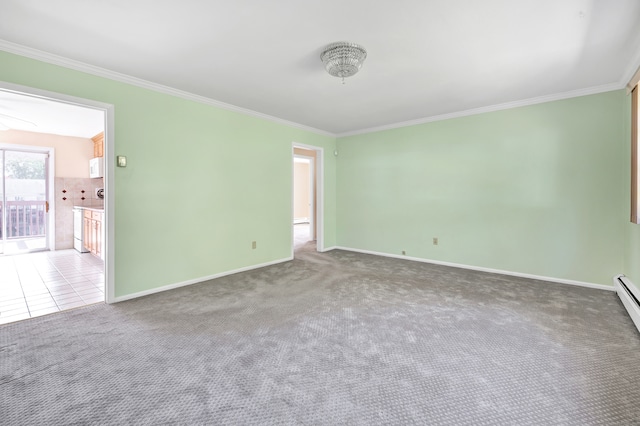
[{"x1": 117, "y1": 156, "x2": 127, "y2": 167}]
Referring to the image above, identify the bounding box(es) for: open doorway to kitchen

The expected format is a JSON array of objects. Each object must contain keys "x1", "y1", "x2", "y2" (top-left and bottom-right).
[
  {"x1": 292, "y1": 144, "x2": 324, "y2": 256},
  {"x1": 0, "y1": 83, "x2": 113, "y2": 325}
]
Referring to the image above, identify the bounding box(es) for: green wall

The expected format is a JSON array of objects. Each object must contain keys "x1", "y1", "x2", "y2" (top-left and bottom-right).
[
  {"x1": 337, "y1": 91, "x2": 627, "y2": 286},
  {"x1": 0, "y1": 51, "x2": 336, "y2": 298},
  {"x1": 1, "y1": 49, "x2": 634, "y2": 293}
]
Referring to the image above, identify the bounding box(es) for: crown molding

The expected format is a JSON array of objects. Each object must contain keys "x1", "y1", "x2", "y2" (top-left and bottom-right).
[
  {"x1": 336, "y1": 82, "x2": 623, "y2": 138},
  {"x1": 0, "y1": 40, "x2": 335, "y2": 138},
  {"x1": 1, "y1": 40, "x2": 632, "y2": 140},
  {"x1": 620, "y1": 31, "x2": 640, "y2": 89}
]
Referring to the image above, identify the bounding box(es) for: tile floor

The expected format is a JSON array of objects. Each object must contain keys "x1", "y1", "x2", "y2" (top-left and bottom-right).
[
  {"x1": 0, "y1": 249, "x2": 104, "y2": 325},
  {"x1": 2, "y1": 237, "x2": 47, "y2": 255}
]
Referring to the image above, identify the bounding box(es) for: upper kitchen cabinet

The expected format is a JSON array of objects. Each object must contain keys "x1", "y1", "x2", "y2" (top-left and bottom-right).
[{"x1": 92, "y1": 132, "x2": 104, "y2": 158}]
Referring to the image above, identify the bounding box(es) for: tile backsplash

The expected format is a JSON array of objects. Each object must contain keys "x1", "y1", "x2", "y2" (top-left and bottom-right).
[{"x1": 54, "y1": 177, "x2": 104, "y2": 249}]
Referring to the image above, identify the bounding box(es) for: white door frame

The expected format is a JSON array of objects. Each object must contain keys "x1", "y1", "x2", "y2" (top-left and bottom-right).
[
  {"x1": 291, "y1": 143, "x2": 324, "y2": 256},
  {"x1": 293, "y1": 154, "x2": 314, "y2": 240},
  {"x1": 0, "y1": 80, "x2": 116, "y2": 304}
]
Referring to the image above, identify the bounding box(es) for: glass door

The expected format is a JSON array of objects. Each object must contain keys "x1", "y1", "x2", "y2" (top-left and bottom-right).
[{"x1": 1, "y1": 149, "x2": 49, "y2": 255}]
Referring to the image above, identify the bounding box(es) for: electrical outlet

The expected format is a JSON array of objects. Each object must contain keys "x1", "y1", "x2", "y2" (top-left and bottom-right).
[
  {"x1": 433, "y1": 237, "x2": 438, "y2": 245},
  {"x1": 252, "y1": 241, "x2": 257, "y2": 249},
  {"x1": 402, "y1": 250, "x2": 406, "y2": 255}
]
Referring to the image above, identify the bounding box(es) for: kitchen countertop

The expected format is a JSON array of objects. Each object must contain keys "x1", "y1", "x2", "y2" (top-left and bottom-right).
[{"x1": 73, "y1": 206, "x2": 104, "y2": 212}]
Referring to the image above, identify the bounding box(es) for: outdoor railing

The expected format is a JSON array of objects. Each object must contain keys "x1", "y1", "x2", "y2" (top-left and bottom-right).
[{"x1": 0, "y1": 201, "x2": 46, "y2": 239}]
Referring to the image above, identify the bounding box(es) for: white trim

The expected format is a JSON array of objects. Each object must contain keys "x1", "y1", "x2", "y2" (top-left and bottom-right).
[
  {"x1": 320, "y1": 245, "x2": 338, "y2": 252},
  {"x1": 337, "y1": 83, "x2": 621, "y2": 137},
  {"x1": 2, "y1": 40, "x2": 632, "y2": 140},
  {"x1": 307, "y1": 156, "x2": 315, "y2": 244},
  {"x1": 332, "y1": 246, "x2": 614, "y2": 291},
  {"x1": 0, "y1": 80, "x2": 115, "y2": 304},
  {"x1": 621, "y1": 32, "x2": 640, "y2": 92},
  {"x1": 625, "y1": 64, "x2": 640, "y2": 93},
  {"x1": 613, "y1": 274, "x2": 640, "y2": 333},
  {"x1": 0, "y1": 40, "x2": 333, "y2": 138},
  {"x1": 292, "y1": 143, "x2": 325, "y2": 254},
  {"x1": 626, "y1": 65, "x2": 640, "y2": 93},
  {"x1": 111, "y1": 256, "x2": 293, "y2": 303},
  {"x1": 293, "y1": 153, "x2": 315, "y2": 244},
  {"x1": 0, "y1": 142, "x2": 55, "y2": 153},
  {"x1": 47, "y1": 149, "x2": 55, "y2": 251}
]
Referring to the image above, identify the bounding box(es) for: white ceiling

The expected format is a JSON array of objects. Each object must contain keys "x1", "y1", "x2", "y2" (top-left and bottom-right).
[
  {"x1": 1, "y1": 0, "x2": 640, "y2": 136},
  {"x1": 0, "y1": 90, "x2": 104, "y2": 138}
]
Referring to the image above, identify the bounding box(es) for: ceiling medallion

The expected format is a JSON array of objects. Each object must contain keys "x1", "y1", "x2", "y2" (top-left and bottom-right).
[{"x1": 320, "y1": 42, "x2": 367, "y2": 84}]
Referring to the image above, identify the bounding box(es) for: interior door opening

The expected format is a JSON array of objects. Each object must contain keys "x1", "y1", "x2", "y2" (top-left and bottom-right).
[
  {"x1": 0, "y1": 81, "x2": 114, "y2": 322},
  {"x1": 292, "y1": 144, "x2": 323, "y2": 256},
  {"x1": 293, "y1": 155, "x2": 314, "y2": 247}
]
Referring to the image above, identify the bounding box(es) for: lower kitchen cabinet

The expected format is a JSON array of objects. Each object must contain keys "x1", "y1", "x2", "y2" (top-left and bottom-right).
[{"x1": 83, "y1": 209, "x2": 103, "y2": 259}]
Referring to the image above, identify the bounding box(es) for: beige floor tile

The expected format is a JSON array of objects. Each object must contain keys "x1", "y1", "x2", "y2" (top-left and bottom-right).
[
  {"x1": 0, "y1": 305, "x2": 30, "y2": 317},
  {"x1": 0, "y1": 249, "x2": 104, "y2": 325},
  {"x1": 0, "y1": 312, "x2": 30, "y2": 324}
]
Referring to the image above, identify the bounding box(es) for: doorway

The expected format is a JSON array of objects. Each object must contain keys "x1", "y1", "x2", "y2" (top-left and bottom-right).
[
  {"x1": 293, "y1": 155, "x2": 313, "y2": 249},
  {"x1": 0, "y1": 148, "x2": 50, "y2": 255},
  {"x1": 292, "y1": 144, "x2": 323, "y2": 255},
  {"x1": 0, "y1": 81, "x2": 114, "y2": 325}
]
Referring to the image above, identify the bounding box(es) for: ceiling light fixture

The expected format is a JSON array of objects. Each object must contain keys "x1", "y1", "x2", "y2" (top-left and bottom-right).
[{"x1": 320, "y1": 42, "x2": 367, "y2": 84}]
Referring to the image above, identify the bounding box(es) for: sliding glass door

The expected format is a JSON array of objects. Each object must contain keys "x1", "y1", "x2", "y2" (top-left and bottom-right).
[{"x1": 0, "y1": 149, "x2": 49, "y2": 254}]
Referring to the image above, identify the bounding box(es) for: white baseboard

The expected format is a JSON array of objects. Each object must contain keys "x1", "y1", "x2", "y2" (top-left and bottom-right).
[
  {"x1": 331, "y1": 246, "x2": 614, "y2": 292},
  {"x1": 613, "y1": 274, "x2": 640, "y2": 332},
  {"x1": 320, "y1": 245, "x2": 337, "y2": 253},
  {"x1": 112, "y1": 256, "x2": 293, "y2": 303},
  {"x1": 112, "y1": 246, "x2": 613, "y2": 304}
]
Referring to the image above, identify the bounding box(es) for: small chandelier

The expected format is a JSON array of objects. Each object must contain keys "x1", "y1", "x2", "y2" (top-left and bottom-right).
[{"x1": 320, "y1": 42, "x2": 367, "y2": 84}]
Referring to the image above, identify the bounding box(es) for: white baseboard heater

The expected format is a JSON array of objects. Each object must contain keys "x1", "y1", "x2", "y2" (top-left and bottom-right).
[{"x1": 614, "y1": 274, "x2": 640, "y2": 333}]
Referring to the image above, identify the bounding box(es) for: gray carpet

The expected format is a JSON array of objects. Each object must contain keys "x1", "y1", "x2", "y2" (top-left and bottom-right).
[{"x1": 2, "y1": 242, "x2": 640, "y2": 425}]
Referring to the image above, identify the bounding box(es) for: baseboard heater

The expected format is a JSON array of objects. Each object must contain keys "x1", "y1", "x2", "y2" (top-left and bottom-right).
[{"x1": 614, "y1": 274, "x2": 640, "y2": 333}]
